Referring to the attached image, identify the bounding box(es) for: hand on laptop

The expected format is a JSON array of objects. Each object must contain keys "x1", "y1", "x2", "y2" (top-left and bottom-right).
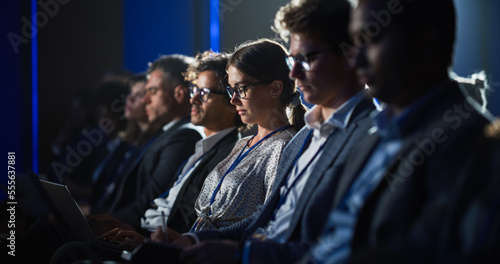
[
  {"x1": 101, "y1": 227, "x2": 145, "y2": 249},
  {"x1": 87, "y1": 213, "x2": 133, "y2": 235}
]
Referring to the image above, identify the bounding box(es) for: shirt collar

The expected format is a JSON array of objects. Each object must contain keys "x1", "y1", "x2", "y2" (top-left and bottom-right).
[
  {"x1": 305, "y1": 91, "x2": 365, "y2": 138},
  {"x1": 197, "y1": 127, "x2": 236, "y2": 153},
  {"x1": 162, "y1": 118, "x2": 181, "y2": 132},
  {"x1": 373, "y1": 80, "x2": 452, "y2": 140}
]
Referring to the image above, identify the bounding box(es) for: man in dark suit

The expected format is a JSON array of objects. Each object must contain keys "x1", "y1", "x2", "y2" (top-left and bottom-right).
[
  {"x1": 19, "y1": 54, "x2": 202, "y2": 263},
  {"x1": 91, "y1": 51, "x2": 243, "y2": 237},
  {"x1": 167, "y1": 1, "x2": 376, "y2": 263},
  {"x1": 164, "y1": 52, "x2": 244, "y2": 234},
  {"x1": 301, "y1": 0, "x2": 498, "y2": 263},
  {"x1": 48, "y1": 51, "x2": 245, "y2": 263},
  {"x1": 101, "y1": 54, "x2": 203, "y2": 224}
]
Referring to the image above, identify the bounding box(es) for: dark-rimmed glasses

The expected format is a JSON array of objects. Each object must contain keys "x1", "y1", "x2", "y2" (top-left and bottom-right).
[
  {"x1": 226, "y1": 81, "x2": 268, "y2": 99},
  {"x1": 285, "y1": 50, "x2": 330, "y2": 71},
  {"x1": 189, "y1": 83, "x2": 225, "y2": 102}
]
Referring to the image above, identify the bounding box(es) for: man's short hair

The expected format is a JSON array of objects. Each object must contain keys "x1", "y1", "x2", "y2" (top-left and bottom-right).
[
  {"x1": 359, "y1": 0, "x2": 456, "y2": 67},
  {"x1": 147, "y1": 54, "x2": 195, "y2": 88},
  {"x1": 274, "y1": 0, "x2": 354, "y2": 55}
]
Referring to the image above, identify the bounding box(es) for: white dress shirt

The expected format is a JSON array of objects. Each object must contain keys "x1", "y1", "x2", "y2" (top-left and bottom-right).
[
  {"x1": 140, "y1": 127, "x2": 235, "y2": 231},
  {"x1": 256, "y1": 92, "x2": 364, "y2": 242}
]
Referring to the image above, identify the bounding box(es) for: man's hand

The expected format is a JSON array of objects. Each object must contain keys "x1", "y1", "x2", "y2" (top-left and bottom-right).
[
  {"x1": 151, "y1": 226, "x2": 194, "y2": 248},
  {"x1": 101, "y1": 227, "x2": 145, "y2": 249},
  {"x1": 180, "y1": 240, "x2": 241, "y2": 264},
  {"x1": 87, "y1": 213, "x2": 133, "y2": 235}
]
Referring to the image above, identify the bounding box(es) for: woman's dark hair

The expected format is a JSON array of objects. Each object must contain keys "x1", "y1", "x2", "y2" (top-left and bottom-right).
[
  {"x1": 120, "y1": 73, "x2": 150, "y2": 144},
  {"x1": 228, "y1": 38, "x2": 306, "y2": 131},
  {"x1": 184, "y1": 51, "x2": 245, "y2": 131},
  {"x1": 128, "y1": 73, "x2": 147, "y2": 87},
  {"x1": 96, "y1": 78, "x2": 129, "y2": 134}
]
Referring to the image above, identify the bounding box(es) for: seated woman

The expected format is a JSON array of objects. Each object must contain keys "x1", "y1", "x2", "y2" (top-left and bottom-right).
[
  {"x1": 190, "y1": 38, "x2": 306, "y2": 231},
  {"x1": 100, "y1": 38, "x2": 306, "y2": 247},
  {"x1": 47, "y1": 40, "x2": 307, "y2": 264}
]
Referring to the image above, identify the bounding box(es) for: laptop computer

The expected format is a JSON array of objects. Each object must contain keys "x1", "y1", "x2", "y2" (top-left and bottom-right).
[
  {"x1": 39, "y1": 179, "x2": 124, "y2": 252},
  {"x1": 32, "y1": 172, "x2": 182, "y2": 260}
]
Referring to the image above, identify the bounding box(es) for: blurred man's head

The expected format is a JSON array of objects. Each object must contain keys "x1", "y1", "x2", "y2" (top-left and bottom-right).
[
  {"x1": 95, "y1": 78, "x2": 130, "y2": 135},
  {"x1": 350, "y1": 0, "x2": 456, "y2": 109},
  {"x1": 142, "y1": 54, "x2": 194, "y2": 123}
]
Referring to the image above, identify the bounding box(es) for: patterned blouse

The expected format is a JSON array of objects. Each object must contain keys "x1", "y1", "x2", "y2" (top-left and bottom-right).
[{"x1": 192, "y1": 127, "x2": 296, "y2": 231}]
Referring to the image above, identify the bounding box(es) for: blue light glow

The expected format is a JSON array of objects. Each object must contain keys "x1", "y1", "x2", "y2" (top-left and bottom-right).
[
  {"x1": 210, "y1": 0, "x2": 220, "y2": 52},
  {"x1": 32, "y1": 0, "x2": 39, "y2": 173}
]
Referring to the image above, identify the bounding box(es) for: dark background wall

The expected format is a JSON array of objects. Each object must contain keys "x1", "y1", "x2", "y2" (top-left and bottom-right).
[
  {"x1": 2, "y1": 0, "x2": 500, "y2": 179},
  {"x1": 123, "y1": 0, "x2": 208, "y2": 72},
  {"x1": 37, "y1": 0, "x2": 125, "y2": 175},
  {"x1": 219, "y1": 0, "x2": 288, "y2": 52},
  {"x1": 2, "y1": 0, "x2": 31, "y2": 199}
]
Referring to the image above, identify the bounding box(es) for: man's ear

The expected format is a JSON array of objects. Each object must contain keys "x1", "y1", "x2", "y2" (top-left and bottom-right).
[
  {"x1": 173, "y1": 85, "x2": 188, "y2": 103},
  {"x1": 270, "y1": 80, "x2": 283, "y2": 99}
]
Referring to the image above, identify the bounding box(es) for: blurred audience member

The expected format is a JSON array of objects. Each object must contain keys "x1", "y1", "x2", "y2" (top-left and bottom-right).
[{"x1": 302, "y1": 0, "x2": 498, "y2": 263}]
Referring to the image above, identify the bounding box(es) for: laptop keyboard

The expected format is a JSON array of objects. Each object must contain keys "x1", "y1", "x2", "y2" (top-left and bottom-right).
[{"x1": 96, "y1": 236, "x2": 134, "y2": 252}]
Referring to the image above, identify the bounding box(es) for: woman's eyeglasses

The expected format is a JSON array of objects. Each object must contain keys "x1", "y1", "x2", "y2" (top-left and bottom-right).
[{"x1": 226, "y1": 81, "x2": 268, "y2": 99}]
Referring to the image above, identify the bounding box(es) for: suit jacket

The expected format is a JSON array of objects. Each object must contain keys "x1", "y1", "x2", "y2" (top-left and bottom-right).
[
  {"x1": 166, "y1": 129, "x2": 240, "y2": 233},
  {"x1": 89, "y1": 139, "x2": 130, "y2": 206},
  {"x1": 196, "y1": 97, "x2": 375, "y2": 263},
  {"x1": 456, "y1": 138, "x2": 500, "y2": 263},
  {"x1": 324, "y1": 82, "x2": 496, "y2": 263},
  {"x1": 91, "y1": 132, "x2": 162, "y2": 215},
  {"x1": 109, "y1": 117, "x2": 202, "y2": 224}
]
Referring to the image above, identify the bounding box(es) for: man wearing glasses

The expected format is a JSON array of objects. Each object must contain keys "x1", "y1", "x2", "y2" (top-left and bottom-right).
[
  {"x1": 22, "y1": 54, "x2": 204, "y2": 263},
  {"x1": 173, "y1": 0, "x2": 377, "y2": 263},
  {"x1": 100, "y1": 54, "x2": 204, "y2": 227},
  {"x1": 94, "y1": 52, "x2": 244, "y2": 236},
  {"x1": 49, "y1": 52, "x2": 245, "y2": 263},
  {"x1": 133, "y1": 51, "x2": 244, "y2": 235}
]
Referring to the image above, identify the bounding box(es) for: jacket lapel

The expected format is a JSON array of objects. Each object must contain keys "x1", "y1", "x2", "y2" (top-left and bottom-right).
[
  {"x1": 271, "y1": 128, "x2": 312, "y2": 195},
  {"x1": 177, "y1": 129, "x2": 239, "y2": 187},
  {"x1": 284, "y1": 125, "x2": 354, "y2": 238},
  {"x1": 333, "y1": 131, "x2": 380, "y2": 207},
  {"x1": 285, "y1": 98, "x2": 376, "y2": 238},
  {"x1": 254, "y1": 128, "x2": 312, "y2": 226}
]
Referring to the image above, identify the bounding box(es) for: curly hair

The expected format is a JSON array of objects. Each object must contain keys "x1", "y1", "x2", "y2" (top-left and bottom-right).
[
  {"x1": 184, "y1": 51, "x2": 231, "y2": 98},
  {"x1": 184, "y1": 51, "x2": 245, "y2": 131}
]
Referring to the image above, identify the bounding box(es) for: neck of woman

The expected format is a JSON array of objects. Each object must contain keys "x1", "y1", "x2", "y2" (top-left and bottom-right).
[{"x1": 250, "y1": 115, "x2": 290, "y2": 147}]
